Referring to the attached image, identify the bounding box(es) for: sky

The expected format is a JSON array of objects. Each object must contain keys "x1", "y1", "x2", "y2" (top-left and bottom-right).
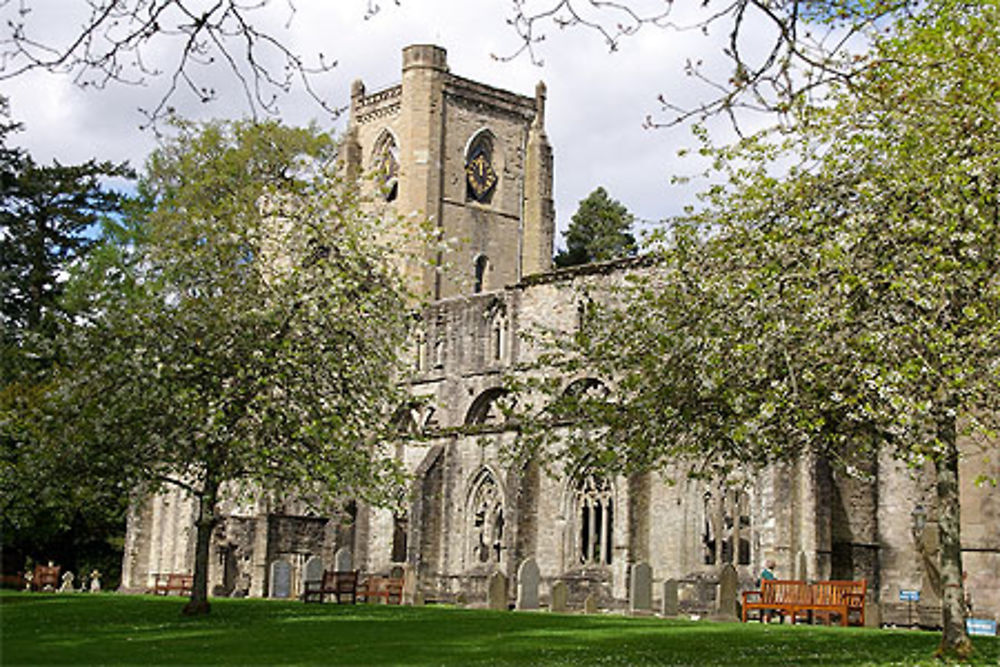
[{"x1": 1, "y1": 1, "x2": 761, "y2": 247}]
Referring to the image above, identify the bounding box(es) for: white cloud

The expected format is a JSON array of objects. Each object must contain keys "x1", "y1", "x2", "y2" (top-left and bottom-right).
[{"x1": 2, "y1": 1, "x2": 761, "y2": 245}]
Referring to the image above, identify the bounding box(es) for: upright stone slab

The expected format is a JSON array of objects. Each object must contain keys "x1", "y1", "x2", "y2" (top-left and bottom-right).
[
  {"x1": 269, "y1": 559, "x2": 292, "y2": 599},
  {"x1": 302, "y1": 555, "x2": 324, "y2": 592},
  {"x1": 334, "y1": 547, "x2": 352, "y2": 572},
  {"x1": 717, "y1": 563, "x2": 739, "y2": 620},
  {"x1": 661, "y1": 579, "x2": 679, "y2": 616},
  {"x1": 583, "y1": 593, "x2": 598, "y2": 614},
  {"x1": 516, "y1": 559, "x2": 540, "y2": 610},
  {"x1": 58, "y1": 571, "x2": 75, "y2": 593},
  {"x1": 796, "y1": 551, "x2": 809, "y2": 581},
  {"x1": 487, "y1": 572, "x2": 508, "y2": 611},
  {"x1": 629, "y1": 562, "x2": 653, "y2": 614},
  {"x1": 550, "y1": 581, "x2": 568, "y2": 613}
]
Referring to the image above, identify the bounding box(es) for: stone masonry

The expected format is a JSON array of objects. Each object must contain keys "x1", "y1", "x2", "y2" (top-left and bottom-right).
[{"x1": 120, "y1": 45, "x2": 1000, "y2": 624}]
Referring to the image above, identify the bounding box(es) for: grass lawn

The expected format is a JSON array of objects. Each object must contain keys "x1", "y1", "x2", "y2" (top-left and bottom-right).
[{"x1": 1, "y1": 592, "x2": 997, "y2": 666}]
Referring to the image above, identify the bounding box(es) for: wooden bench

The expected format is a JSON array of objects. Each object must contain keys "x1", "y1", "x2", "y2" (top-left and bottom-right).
[
  {"x1": 742, "y1": 579, "x2": 866, "y2": 626},
  {"x1": 149, "y1": 573, "x2": 193, "y2": 596},
  {"x1": 303, "y1": 570, "x2": 358, "y2": 604},
  {"x1": 357, "y1": 575, "x2": 404, "y2": 605},
  {"x1": 32, "y1": 564, "x2": 61, "y2": 591},
  {"x1": 811, "y1": 580, "x2": 866, "y2": 627}
]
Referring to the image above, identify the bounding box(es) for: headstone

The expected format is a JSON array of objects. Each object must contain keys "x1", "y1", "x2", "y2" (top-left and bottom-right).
[
  {"x1": 865, "y1": 600, "x2": 881, "y2": 629},
  {"x1": 334, "y1": 547, "x2": 352, "y2": 572},
  {"x1": 550, "y1": 581, "x2": 568, "y2": 613},
  {"x1": 23, "y1": 571, "x2": 33, "y2": 591},
  {"x1": 77, "y1": 574, "x2": 88, "y2": 593},
  {"x1": 89, "y1": 570, "x2": 101, "y2": 593},
  {"x1": 516, "y1": 559, "x2": 540, "y2": 611},
  {"x1": 717, "y1": 563, "x2": 739, "y2": 620},
  {"x1": 661, "y1": 579, "x2": 679, "y2": 616},
  {"x1": 629, "y1": 562, "x2": 653, "y2": 614},
  {"x1": 269, "y1": 559, "x2": 292, "y2": 599},
  {"x1": 487, "y1": 572, "x2": 508, "y2": 611},
  {"x1": 58, "y1": 571, "x2": 75, "y2": 593},
  {"x1": 583, "y1": 593, "x2": 598, "y2": 614},
  {"x1": 302, "y1": 555, "x2": 324, "y2": 593}
]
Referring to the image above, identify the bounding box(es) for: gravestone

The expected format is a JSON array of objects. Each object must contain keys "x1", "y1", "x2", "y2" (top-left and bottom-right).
[
  {"x1": 77, "y1": 574, "x2": 88, "y2": 593},
  {"x1": 583, "y1": 593, "x2": 598, "y2": 614},
  {"x1": 58, "y1": 571, "x2": 75, "y2": 593},
  {"x1": 717, "y1": 563, "x2": 739, "y2": 620},
  {"x1": 334, "y1": 547, "x2": 352, "y2": 572},
  {"x1": 487, "y1": 572, "x2": 508, "y2": 611},
  {"x1": 550, "y1": 581, "x2": 568, "y2": 613},
  {"x1": 89, "y1": 570, "x2": 101, "y2": 593},
  {"x1": 661, "y1": 579, "x2": 679, "y2": 616},
  {"x1": 516, "y1": 559, "x2": 540, "y2": 610},
  {"x1": 302, "y1": 555, "x2": 324, "y2": 593},
  {"x1": 269, "y1": 559, "x2": 292, "y2": 599},
  {"x1": 629, "y1": 562, "x2": 652, "y2": 614}
]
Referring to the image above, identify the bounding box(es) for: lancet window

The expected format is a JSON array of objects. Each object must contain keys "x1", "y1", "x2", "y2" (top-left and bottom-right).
[
  {"x1": 372, "y1": 131, "x2": 399, "y2": 202},
  {"x1": 469, "y1": 471, "x2": 505, "y2": 565},
  {"x1": 702, "y1": 486, "x2": 751, "y2": 566},
  {"x1": 576, "y1": 473, "x2": 614, "y2": 566}
]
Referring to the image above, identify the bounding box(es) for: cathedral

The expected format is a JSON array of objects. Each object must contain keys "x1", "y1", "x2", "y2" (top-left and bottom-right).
[{"x1": 120, "y1": 45, "x2": 1000, "y2": 625}]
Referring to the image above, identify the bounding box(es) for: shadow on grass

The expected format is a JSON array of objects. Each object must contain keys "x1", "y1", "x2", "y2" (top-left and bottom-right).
[{"x1": 2, "y1": 592, "x2": 997, "y2": 666}]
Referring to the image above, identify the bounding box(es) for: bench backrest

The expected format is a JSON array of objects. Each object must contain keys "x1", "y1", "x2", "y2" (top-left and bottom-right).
[
  {"x1": 813, "y1": 580, "x2": 866, "y2": 606},
  {"x1": 33, "y1": 565, "x2": 60, "y2": 588},
  {"x1": 761, "y1": 579, "x2": 812, "y2": 605},
  {"x1": 322, "y1": 570, "x2": 358, "y2": 592},
  {"x1": 167, "y1": 574, "x2": 193, "y2": 588}
]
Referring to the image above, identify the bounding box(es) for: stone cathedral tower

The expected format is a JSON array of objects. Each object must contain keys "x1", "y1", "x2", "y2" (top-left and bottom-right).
[
  {"x1": 120, "y1": 45, "x2": 1000, "y2": 624},
  {"x1": 340, "y1": 44, "x2": 554, "y2": 298}
]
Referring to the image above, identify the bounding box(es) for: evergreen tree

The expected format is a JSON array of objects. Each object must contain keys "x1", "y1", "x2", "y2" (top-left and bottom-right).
[
  {"x1": 554, "y1": 187, "x2": 637, "y2": 268},
  {"x1": 0, "y1": 97, "x2": 134, "y2": 581}
]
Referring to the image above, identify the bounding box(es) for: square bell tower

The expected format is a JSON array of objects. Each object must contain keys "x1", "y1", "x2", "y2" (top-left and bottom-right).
[{"x1": 341, "y1": 45, "x2": 554, "y2": 299}]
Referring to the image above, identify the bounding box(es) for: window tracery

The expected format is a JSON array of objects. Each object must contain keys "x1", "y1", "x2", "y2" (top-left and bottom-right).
[
  {"x1": 702, "y1": 486, "x2": 751, "y2": 566},
  {"x1": 372, "y1": 131, "x2": 399, "y2": 202},
  {"x1": 469, "y1": 471, "x2": 504, "y2": 565},
  {"x1": 575, "y1": 473, "x2": 614, "y2": 566}
]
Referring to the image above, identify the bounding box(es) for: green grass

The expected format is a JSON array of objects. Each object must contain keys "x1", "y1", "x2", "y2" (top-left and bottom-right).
[{"x1": 1, "y1": 592, "x2": 997, "y2": 666}]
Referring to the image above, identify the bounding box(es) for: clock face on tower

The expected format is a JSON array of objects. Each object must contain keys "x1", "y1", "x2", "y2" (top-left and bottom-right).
[{"x1": 465, "y1": 144, "x2": 497, "y2": 203}]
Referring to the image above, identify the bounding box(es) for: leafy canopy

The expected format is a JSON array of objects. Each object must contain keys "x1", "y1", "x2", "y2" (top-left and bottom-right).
[{"x1": 554, "y1": 187, "x2": 637, "y2": 268}]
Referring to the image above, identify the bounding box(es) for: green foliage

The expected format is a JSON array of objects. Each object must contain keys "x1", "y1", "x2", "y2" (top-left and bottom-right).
[
  {"x1": 28, "y1": 118, "x2": 414, "y2": 612},
  {"x1": 513, "y1": 1, "x2": 998, "y2": 656},
  {"x1": 554, "y1": 187, "x2": 637, "y2": 268},
  {"x1": 0, "y1": 97, "x2": 134, "y2": 580}
]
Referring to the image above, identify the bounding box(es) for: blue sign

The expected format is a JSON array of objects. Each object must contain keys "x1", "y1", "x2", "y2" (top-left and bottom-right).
[
  {"x1": 899, "y1": 590, "x2": 920, "y2": 602},
  {"x1": 966, "y1": 619, "x2": 997, "y2": 637}
]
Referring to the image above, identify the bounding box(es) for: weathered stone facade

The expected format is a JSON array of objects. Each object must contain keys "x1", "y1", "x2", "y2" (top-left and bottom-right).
[{"x1": 120, "y1": 45, "x2": 999, "y2": 624}]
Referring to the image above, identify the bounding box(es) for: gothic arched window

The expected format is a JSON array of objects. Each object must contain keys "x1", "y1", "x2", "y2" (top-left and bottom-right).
[
  {"x1": 468, "y1": 470, "x2": 504, "y2": 565},
  {"x1": 465, "y1": 131, "x2": 497, "y2": 204},
  {"x1": 372, "y1": 131, "x2": 399, "y2": 202},
  {"x1": 474, "y1": 255, "x2": 489, "y2": 293},
  {"x1": 576, "y1": 473, "x2": 613, "y2": 566},
  {"x1": 702, "y1": 486, "x2": 752, "y2": 566}
]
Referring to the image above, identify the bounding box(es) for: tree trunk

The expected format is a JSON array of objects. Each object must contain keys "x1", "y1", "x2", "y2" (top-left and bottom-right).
[
  {"x1": 933, "y1": 414, "x2": 973, "y2": 660},
  {"x1": 183, "y1": 478, "x2": 220, "y2": 616}
]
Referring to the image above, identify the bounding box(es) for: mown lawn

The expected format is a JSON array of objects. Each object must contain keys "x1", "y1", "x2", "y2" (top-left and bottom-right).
[{"x1": 1, "y1": 592, "x2": 997, "y2": 666}]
